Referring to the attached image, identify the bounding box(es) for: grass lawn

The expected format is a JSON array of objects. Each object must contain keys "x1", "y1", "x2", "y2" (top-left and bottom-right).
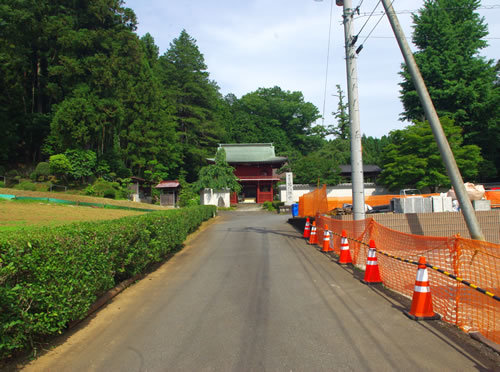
[
  {"x1": 0, "y1": 198, "x2": 147, "y2": 231},
  {"x1": 0, "y1": 187, "x2": 168, "y2": 211}
]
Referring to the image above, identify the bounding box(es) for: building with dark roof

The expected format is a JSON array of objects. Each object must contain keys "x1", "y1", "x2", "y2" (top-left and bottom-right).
[
  {"x1": 339, "y1": 164, "x2": 382, "y2": 183},
  {"x1": 209, "y1": 143, "x2": 287, "y2": 204}
]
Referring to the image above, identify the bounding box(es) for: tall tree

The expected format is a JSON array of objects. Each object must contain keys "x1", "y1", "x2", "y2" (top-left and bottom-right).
[
  {"x1": 225, "y1": 86, "x2": 323, "y2": 156},
  {"x1": 196, "y1": 148, "x2": 241, "y2": 193},
  {"x1": 289, "y1": 139, "x2": 348, "y2": 185},
  {"x1": 155, "y1": 30, "x2": 223, "y2": 181},
  {"x1": 361, "y1": 135, "x2": 391, "y2": 166},
  {"x1": 399, "y1": 0, "x2": 499, "y2": 180},
  {"x1": 378, "y1": 117, "x2": 482, "y2": 191},
  {"x1": 328, "y1": 85, "x2": 350, "y2": 140}
]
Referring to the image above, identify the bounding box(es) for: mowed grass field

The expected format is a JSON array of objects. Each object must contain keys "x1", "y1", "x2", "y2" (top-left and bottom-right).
[
  {"x1": 0, "y1": 188, "x2": 165, "y2": 231},
  {"x1": 0, "y1": 199, "x2": 147, "y2": 231}
]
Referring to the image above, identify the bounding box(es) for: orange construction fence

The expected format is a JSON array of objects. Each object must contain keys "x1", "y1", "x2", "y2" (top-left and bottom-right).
[
  {"x1": 313, "y1": 216, "x2": 500, "y2": 345},
  {"x1": 485, "y1": 190, "x2": 500, "y2": 208},
  {"x1": 300, "y1": 186, "x2": 500, "y2": 215},
  {"x1": 299, "y1": 186, "x2": 500, "y2": 345}
]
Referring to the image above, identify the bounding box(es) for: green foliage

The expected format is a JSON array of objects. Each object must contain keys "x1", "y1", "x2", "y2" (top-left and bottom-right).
[
  {"x1": 0, "y1": 0, "x2": 339, "y2": 191},
  {"x1": 290, "y1": 139, "x2": 347, "y2": 185},
  {"x1": 32, "y1": 162, "x2": 50, "y2": 181},
  {"x1": 361, "y1": 135, "x2": 392, "y2": 166},
  {"x1": 64, "y1": 149, "x2": 97, "y2": 181},
  {"x1": 223, "y1": 86, "x2": 323, "y2": 156},
  {"x1": 379, "y1": 117, "x2": 483, "y2": 191},
  {"x1": 155, "y1": 30, "x2": 222, "y2": 181},
  {"x1": 49, "y1": 154, "x2": 72, "y2": 179},
  {"x1": 400, "y1": 0, "x2": 499, "y2": 180},
  {"x1": 13, "y1": 181, "x2": 36, "y2": 191},
  {"x1": 262, "y1": 201, "x2": 275, "y2": 211},
  {"x1": 178, "y1": 179, "x2": 200, "y2": 207},
  {"x1": 196, "y1": 148, "x2": 242, "y2": 193},
  {"x1": 328, "y1": 85, "x2": 350, "y2": 140},
  {"x1": 86, "y1": 178, "x2": 129, "y2": 199},
  {"x1": 0, "y1": 182, "x2": 5, "y2": 188},
  {"x1": 0, "y1": 205, "x2": 216, "y2": 359}
]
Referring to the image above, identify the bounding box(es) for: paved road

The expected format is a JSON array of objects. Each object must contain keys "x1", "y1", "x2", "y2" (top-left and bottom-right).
[{"x1": 24, "y1": 211, "x2": 496, "y2": 371}]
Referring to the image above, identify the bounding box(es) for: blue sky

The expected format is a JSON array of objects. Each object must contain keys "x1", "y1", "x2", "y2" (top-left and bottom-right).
[{"x1": 124, "y1": 0, "x2": 499, "y2": 138}]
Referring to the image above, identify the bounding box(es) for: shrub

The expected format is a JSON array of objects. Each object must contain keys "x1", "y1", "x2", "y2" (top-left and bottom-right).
[
  {"x1": 262, "y1": 201, "x2": 275, "y2": 211},
  {"x1": 178, "y1": 179, "x2": 200, "y2": 207},
  {"x1": 102, "y1": 188, "x2": 116, "y2": 199},
  {"x1": 92, "y1": 178, "x2": 118, "y2": 199},
  {"x1": 13, "y1": 181, "x2": 37, "y2": 191},
  {"x1": 0, "y1": 205, "x2": 216, "y2": 360},
  {"x1": 49, "y1": 154, "x2": 72, "y2": 182},
  {"x1": 34, "y1": 162, "x2": 50, "y2": 179},
  {"x1": 84, "y1": 185, "x2": 95, "y2": 196},
  {"x1": 0, "y1": 181, "x2": 4, "y2": 188}
]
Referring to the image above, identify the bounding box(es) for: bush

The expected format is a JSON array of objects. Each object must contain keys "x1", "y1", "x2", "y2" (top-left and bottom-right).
[
  {"x1": 49, "y1": 154, "x2": 72, "y2": 182},
  {"x1": 34, "y1": 162, "x2": 50, "y2": 179},
  {"x1": 262, "y1": 201, "x2": 275, "y2": 211},
  {"x1": 91, "y1": 178, "x2": 118, "y2": 199},
  {"x1": 13, "y1": 181, "x2": 37, "y2": 191},
  {"x1": 102, "y1": 188, "x2": 116, "y2": 199},
  {"x1": 0, "y1": 205, "x2": 216, "y2": 360},
  {"x1": 0, "y1": 181, "x2": 4, "y2": 188}
]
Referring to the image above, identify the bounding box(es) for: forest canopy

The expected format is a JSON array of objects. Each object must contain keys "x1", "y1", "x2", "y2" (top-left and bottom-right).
[{"x1": 0, "y1": 0, "x2": 495, "y2": 195}]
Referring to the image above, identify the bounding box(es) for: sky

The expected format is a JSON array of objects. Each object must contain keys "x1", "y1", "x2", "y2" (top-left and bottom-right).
[{"x1": 124, "y1": 0, "x2": 499, "y2": 139}]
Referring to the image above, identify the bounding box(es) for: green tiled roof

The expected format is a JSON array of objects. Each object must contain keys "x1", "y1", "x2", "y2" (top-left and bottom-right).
[{"x1": 209, "y1": 143, "x2": 287, "y2": 164}]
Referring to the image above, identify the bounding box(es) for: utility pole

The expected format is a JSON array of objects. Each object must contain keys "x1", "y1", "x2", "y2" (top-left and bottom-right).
[
  {"x1": 341, "y1": 0, "x2": 365, "y2": 220},
  {"x1": 381, "y1": 0, "x2": 485, "y2": 241}
]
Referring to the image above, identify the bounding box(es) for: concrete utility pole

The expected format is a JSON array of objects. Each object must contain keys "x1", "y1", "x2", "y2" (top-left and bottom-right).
[
  {"x1": 341, "y1": 0, "x2": 365, "y2": 220},
  {"x1": 381, "y1": 0, "x2": 485, "y2": 241}
]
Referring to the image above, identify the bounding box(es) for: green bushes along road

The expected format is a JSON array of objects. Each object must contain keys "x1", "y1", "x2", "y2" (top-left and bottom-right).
[{"x1": 0, "y1": 205, "x2": 216, "y2": 360}]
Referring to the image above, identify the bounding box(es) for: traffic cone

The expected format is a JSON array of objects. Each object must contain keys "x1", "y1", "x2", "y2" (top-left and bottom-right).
[
  {"x1": 303, "y1": 217, "x2": 311, "y2": 238},
  {"x1": 403, "y1": 257, "x2": 440, "y2": 320},
  {"x1": 308, "y1": 221, "x2": 318, "y2": 245},
  {"x1": 322, "y1": 224, "x2": 333, "y2": 252},
  {"x1": 338, "y1": 230, "x2": 352, "y2": 264},
  {"x1": 361, "y1": 240, "x2": 382, "y2": 285}
]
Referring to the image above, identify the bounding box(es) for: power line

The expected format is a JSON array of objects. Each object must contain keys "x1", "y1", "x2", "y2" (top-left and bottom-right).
[
  {"x1": 356, "y1": 0, "x2": 395, "y2": 54},
  {"x1": 354, "y1": 4, "x2": 500, "y2": 19},
  {"x1": 356, "y1": 0, "x2": 381, "y2": 37},
  {"x1": 358, "y1": 35, "x2": 500, "y2": 40},
  {"x1": 321, "y1": 0, "x2": 334, "y2": 126}
]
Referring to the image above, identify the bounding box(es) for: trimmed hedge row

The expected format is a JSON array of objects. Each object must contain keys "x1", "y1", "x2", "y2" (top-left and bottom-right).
[{"x1": 0, "y1": 205, "x2": 216, "y2": 359}]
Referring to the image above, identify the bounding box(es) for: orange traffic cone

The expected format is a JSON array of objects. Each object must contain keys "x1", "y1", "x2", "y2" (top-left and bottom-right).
[
  {"x1": 308, "y1": 221, "x2": 318, "y2": 245},
  {"x1": 361, "y1": 240, "x2": 382, "y2": 284},
  {"x1": 403, "y1": 257, "x2": 440, "y2": 320},
  {"x1": 338, "y1": 230, "x2": 352, "y2": 264},
  {"x1": 322, "y1": 224, "x2": 333, "y2": 252},
  {"x1": 303, "y1": 217, "x2": 311, "y2": 238}
]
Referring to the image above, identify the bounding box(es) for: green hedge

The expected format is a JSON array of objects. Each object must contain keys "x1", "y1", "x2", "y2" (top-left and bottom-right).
[{"x1": 0, "y1": 205, "x2": 216, "y2": 359}]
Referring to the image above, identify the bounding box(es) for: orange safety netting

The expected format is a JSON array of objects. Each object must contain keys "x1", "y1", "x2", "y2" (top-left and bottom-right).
[
  {"x1": 325, "y1": 194, "x2": 441, "y2": 210},
  {"x1": 485, "y1": 190, "x2": 500, "y2": 207},
  {"x1": 313, "y1": 216, "x2": 500, "y2": 345},
  {"x1": 300, "y1": 186, "x2": 500, "y2": 344},
  {"x1": 299, "y1": 184, "x2": 329, "y2": 217}
]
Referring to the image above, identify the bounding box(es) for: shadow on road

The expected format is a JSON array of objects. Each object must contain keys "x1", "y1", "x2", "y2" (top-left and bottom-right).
[{"x1": 288, "y1": 219, "x2": 500, "y2": 370}]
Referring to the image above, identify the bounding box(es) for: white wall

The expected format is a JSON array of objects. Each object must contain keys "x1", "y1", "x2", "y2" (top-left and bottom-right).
[
  {"x1": 200, "y1": 189, "x2": 230, "y2": 207},
  {"x1": 278, "y1": 183, "x2": 388, "y2": 203}
]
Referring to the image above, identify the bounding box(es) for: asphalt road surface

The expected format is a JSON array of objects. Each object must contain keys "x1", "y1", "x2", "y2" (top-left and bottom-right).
[{"x1": 24, "y1": 211, "x2": 498, "y2": 371}]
